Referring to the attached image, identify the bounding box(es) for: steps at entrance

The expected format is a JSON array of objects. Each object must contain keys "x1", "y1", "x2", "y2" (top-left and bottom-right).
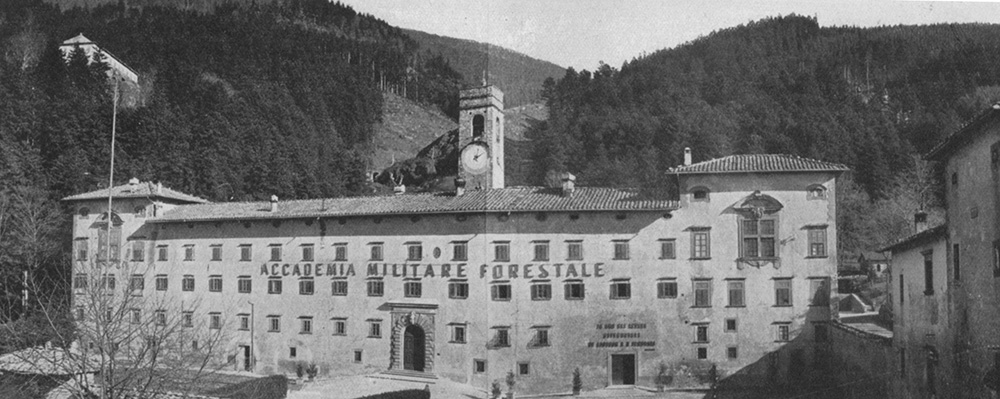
[{"x1": 371, "y1": 369, "x2": 439, "y2": 384}]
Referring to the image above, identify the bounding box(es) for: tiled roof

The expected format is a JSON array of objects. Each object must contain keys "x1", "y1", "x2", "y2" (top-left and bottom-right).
[
  {"x1": 669, "y1": 154, "x2": 849, "y2": 174},
  {"x1": 879, "y1": 224, "x2": 947, "y2": 253},
  {"x1": 62, "y1": 180, "x2": 209, "y2": 204},
  {"x1": 151, "y1": 187, "x2": 678, "y2": 223},
  {"x1": 925, "y1": 105, "x2": 1000, "y2": 160}
]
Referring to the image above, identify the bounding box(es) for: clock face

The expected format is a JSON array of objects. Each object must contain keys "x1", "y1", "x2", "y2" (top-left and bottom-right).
[{"x1": 461, "y1": 143, "x2": 489, "y2": 175}]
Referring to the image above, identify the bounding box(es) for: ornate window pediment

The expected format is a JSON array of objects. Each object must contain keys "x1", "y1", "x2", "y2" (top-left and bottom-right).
[
  {"x1": 735, "y1": 191, "x2": 783, "y2": 269},
  {"x1": 735, "y1": 191, "x2": 783, "y2": 217}
]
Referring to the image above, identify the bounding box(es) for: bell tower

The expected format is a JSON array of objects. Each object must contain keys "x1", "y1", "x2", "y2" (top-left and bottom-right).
[{"x1": 457, "y1": 85, "x2": 504, "y2": 190}]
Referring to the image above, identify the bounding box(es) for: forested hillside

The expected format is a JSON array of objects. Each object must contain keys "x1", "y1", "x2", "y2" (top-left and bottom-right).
[{"x1": 530, "y1": 15, "x2": 1000, "y2": 253}]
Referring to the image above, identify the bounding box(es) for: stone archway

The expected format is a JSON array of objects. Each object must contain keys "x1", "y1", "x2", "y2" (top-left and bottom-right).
[{"x1": 390, "y1": 311, "x2": 435, "y2": 372}]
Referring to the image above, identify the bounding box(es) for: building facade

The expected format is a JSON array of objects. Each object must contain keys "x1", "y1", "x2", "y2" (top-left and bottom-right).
[{"x1": 64, "y1": 86, "x2": 846, "y2": 394}]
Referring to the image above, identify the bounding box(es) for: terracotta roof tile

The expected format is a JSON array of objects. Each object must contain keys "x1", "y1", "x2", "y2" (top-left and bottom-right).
[
  {"x1": 669, "y1": 154, "x2": 849, "y2": 174},
  {"x1": 925, "y1": 105, "x2": 1000, "y2": 160},
  {"x1": 62, "y1": 180, "x2": 209, "y2": 204},
  {"x1": 879, "y1": 224, "x2": 947, "y2": 253},
  {"x1": 151, "y1": 187, "x2": 677, "y2": 223}
]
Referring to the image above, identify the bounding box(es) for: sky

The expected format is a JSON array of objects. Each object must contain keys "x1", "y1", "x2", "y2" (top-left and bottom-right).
[{"x1": 339, "y1": 0, "x2": 1000, "y2": 71}]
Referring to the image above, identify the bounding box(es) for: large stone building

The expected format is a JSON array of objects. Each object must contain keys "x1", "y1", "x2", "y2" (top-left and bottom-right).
[
  {"x1": 886, "y1": 104, "x2": 1000, "y2": 398},
  {"x1": 63, "y1": 85, "x2": 847, "y2": 394}
]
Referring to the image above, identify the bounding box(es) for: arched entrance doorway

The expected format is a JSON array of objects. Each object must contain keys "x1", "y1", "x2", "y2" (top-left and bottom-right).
[{"x1": 403, "y1": 325, "x2": 426, "y2": 372}]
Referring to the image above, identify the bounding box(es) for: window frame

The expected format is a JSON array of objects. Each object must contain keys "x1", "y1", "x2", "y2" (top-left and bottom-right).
[
  {"x1": 403, "y1": 280, "x2": 422, "y2": 298},
  {"x1": 367, "y1": 279, "x2": 384, "y2": 297},
  {"x1": 740, "y1": 218, "x2": 777, "y2": 259},
  {"x1": 209, "y1": 312, "x2": 222, "y2": 330},
  {"x1": 452, "y1": 241, "x2": 468, "y2": 261},
  {"x1": 451, "y1": 324, "x2": 467, "y2": 344},
  {"x1": 494, "y1": 241, "x2": 511, "y2": 262},
  {"x1": 564, "y1": 280, "x2": 585, "y2": 300},
  {"x1": 609, "y1": 280, "x2": 631, "y2": 300},
  {"x1": 693, "y1": 279, "x2": 712, "y2": 307},
  {"x1": 691, "y1": 229, "x2": 711, "y2": 259},
  {"x1": 239, "y1": 244, "x2": 252, "y2": 262},
  {"x1": 331, "y1": 279, "x2": 348, "y2": 296},
  {"x1": 267, "y1": 277, "x2": 282, "y2": 294},
  {"x1": 531, "y1": 282, "x2": 552, "y2": 301},
  {"x1": 237, "y1": 276, "x2": 252, "y2": 294},
  {"x1": 131, "y1": 240, "x2": 145, "y2": 262},
  {"x1": 657, "y1": 279, "x2": 678, "y2": 298},
  {"x1": 659, "y1": 239, "x2": 676, "y2": 260},
  {"x1": 566, "y1": 240, "x2": 583, "y2": 261},
  {"x1": 301, "y1": 244, "x2": 315, "y2": 262},
  {"x1": 448, "y1": 280, "x2": 469, "y2": 299},
  {"x1": 809, "y1": 277, "x2": 831, "y2": 306},
  {"x1": 183, "y1": 244, "x2": 195, "y2": 261},
  {"x1": 612, "y1": 240, "x2": 630, "y2": 260},
  {"x1": 694, "y1": 324, "x2": 709, "y2": 343},
  {"x1": 156, "y1": 245, "x2": 168, "y2": 261},
  {"x1": 208, "y1": 275, "x2": 223, "y2": 293},
  {"x1": 491, "y1": 282, "x2": 512, "y2": 301},
  {"x1": 300, "y1": 317, "x2": 313, "y2": 334},
  {"x1": 406, "y1": 242, "x2": 423, "y2": 261},
  {"x1": 269, "y1": 244, "x2": 282, "y2": 262},
  {"x1": 725, "y1": 318, "x2": 737, "y2": 332},
  {"x1": 368, "y1": 320, "x2": 382, "y2": 338},
  {"x1": 727, "y1": 279, "x2": 745, "y2": 307},
  {"x1": 299, "y1": 278, "x2": 315, "y2": 295},
  {"x1": 267, "y1": 315, "x2": 280, "y2": 332},
  {"x1": 332, "y1": 318, "x2": 347, "y2": 336},
  {"x1": 774, "y1": 278, "x2": 793, "y2": 307},
  {"x1": 129, "y1": 274, "x2": 144, "y2": 295},
  {"x1": 155, "y1": 275, "x2": 168, "y2": 291},
  {"x1": 370, "y1": 242, "x2": 384, "y2": 261},
  {"x1": 210, "y1": 244, "x2": 222, "y2": 261},
  {"x1": 776, "y1": 323, "x2": 791, "y2": 342},
  {"x1": 533, "y1": 241, "x2": 550, "y2": 261},
  {"x1": 334, "y1": 243, "x2": 348, "y2": 261},
  {"x1": 807, "y1": 226, "x2": 828, "y2": 258},
  {"x1": 182, "y1": 275, "x2": 195, "y2": 292}
]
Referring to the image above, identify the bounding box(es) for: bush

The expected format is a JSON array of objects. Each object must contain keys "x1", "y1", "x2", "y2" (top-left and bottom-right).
[
  {"x1": 572, "y1": 368, "x2": 582, "y2": 394},
  {"x1": 358, "y1": 390, "x2": 430, "y2": 399}
]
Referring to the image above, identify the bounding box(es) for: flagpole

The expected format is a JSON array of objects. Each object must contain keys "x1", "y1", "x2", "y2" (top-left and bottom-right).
[{"x1": 106, "y1": 77, "x2": 119, "y2": 266}]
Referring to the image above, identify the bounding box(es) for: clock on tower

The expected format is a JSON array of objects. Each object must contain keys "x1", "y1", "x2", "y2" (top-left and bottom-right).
[{"x1": 457, "y1": 85, "x2": 504, "y2": 191}]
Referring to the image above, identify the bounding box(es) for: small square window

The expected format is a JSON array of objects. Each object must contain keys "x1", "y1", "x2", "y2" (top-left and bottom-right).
[
  {"x1": 695, "y1": 325, "x2": 709, "y2": 343},
  {"x1": 449, "y1": 281, "x2": 469, "y2": 299},
  {"x1": 727, "y1": 347, "x2": 738, "y2": 359},
  {"x1": 370, "y1": 243, "x2": 384, "y2": 261},
  {"x1": 301, "y1": 244, "x2": 315, "y2": 261},
  {"x1": 209, "y1": 275, "x2": 222, "y2": 292},
  {"x1": 531, "y1": 283, "x2": 552, "y2": 300},
  {"x1": 491, "y1": 283, "x2": 511, "y2": 301},
  {"x1": 566, "y1": 241, "x2": 583, "y2": 260},
  {"x1": 494, "y1": 242, "x2": 510, "y2": 262},
  {"x1": 333, "y1": 319, "x2": 347, "y2": 335},
  {"x1": 533, "y1": 241, "x2": 549, "y2": 261},
  {"x1": 725, "y1": 319, "x2": 737, "y2": 332},
  {"x1": 367, "y1": 280, "x2": 384, "y2": 297},
  {"x1": 354, "y1": 350, "x2": 363, "y2": 363},
  {"x1": 613, "y1": 240, "x2": 630, "y2": 260},
  {"x1": 407, "y1": 243, "x2": 423, "y2": 261},
  {"x1": 300, "y1": 317, "x2": 313, "y2": 334},
  {"x1": 518, "y1": 362, "x2": 530, "y2": 375},
  {"x1": 369, "y1": 321, "x2": 382, "y2": 338},
  {"x1": 697, "y1": 347, "x2": 708, "y2": 359},
  {"x1": 239, "y1": 244, "x2": 252, "y2": 261},
  {"x1": 494, "y1": 328, "x2": 510, "y2": 347},
  {"x1": 183, "y1": 245, "x2": 195, "y2": 261},
  {"x1": 692, "y1": 187, "x2": 710, "y2": 201},
  {"x1": 289, "y1": 347, "x2": 297, "y2": 358},
  {"x1": 452, "y1": 325, "x2": 467, "y2": 343},
  {"x1": 299, "y1": 278, "x2": 315, "y2": 295},
  {"x1": 658, "y1": 280, "x2": 678, "y2": 298},
  {"x1": 268, "y1": 278, "x2": 283, "y2": 294},
  {"x1": 474, "y1": 359, "x2": 487, "y2": 373},
  {"x1": 238, "y1": 276, "x2": 252, "y2": 294},
  {"x1": 404, "y1": 281, "x2": 422, "y2": 298},
  {"x1": 535, "y1": 329, "x2": 550, "y2": 347},
  {"x1": 210, "y1": 245, "x2": 222, "y2": 261},
  {"x1": 268, "y1": 316, "x2": 280, "y2": 332},
  {"x1": 776, "y1": 324, "x2": 791, "y2": 342},
  {"x1": 453, "y1": 242, "x2": 468, "y2": 261},
  {"x1": 660, "y1": 239, "x2": 676, "y2": 259},
  {"x1": 269, "y1": 245, "x2": 282, "y2": 262},
  {"x1": 610, "y1": 280, "x2": 631, "y2": 299},
  {"x1": 332, "y1": 280, "x2": 348, "y2": 296},
  {"x1": 155, "y1": 275, "x2": 168, "y2": 291},
  {"x1": 565, "y1": 281, "x2": 585, "y2": 300},
  {"x1": 238, "y1": 314, "x2": 250, "y2": 330},
  {"x1": 334, "y1": 244, "x2": 348, "y2": 261}
]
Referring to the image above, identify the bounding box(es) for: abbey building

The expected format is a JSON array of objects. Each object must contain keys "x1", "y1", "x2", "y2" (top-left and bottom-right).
[{"x1": 63, "y1": 85, "x2": 847, "y2": 394}]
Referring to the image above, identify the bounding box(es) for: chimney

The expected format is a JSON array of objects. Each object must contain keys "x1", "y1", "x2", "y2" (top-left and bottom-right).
[
  {"x1": 128, "y1": 177, "x2": 139, "y2": 187},
  {"x1": 684, "y1": 147, "x2": 692, "y2": 166},
  {"x1": 393, "y1": 184, "x2": 406, "y2": 195},
  {"x1": 270, "y1": 195, "x2": 278, "y2": 212},
  {"x1": 914, "y1": 211, "x2": 928, "y2": 233},
  {"x1": 455, "y1": 177, "x2": 466, "y2": 196},
  {"x1": 561, "y1": 172, "x2": 576, "y2": 198},
  {"x1": 155, "y1": 182, "x2": 162, "y2": 194}
]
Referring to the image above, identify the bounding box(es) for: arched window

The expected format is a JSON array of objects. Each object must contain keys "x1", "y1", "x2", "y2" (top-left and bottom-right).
[
  {"x1": 472, "y1": 114, "x2": 484, "y2": 140},
  {"x1": 691, "y1": 187, "x2": 710, "y2": 202},
  {"x1": 806, "y1": 184, "x2": 827, "y2": 200}
]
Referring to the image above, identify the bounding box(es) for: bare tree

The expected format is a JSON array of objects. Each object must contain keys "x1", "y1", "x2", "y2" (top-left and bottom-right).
[{"x1": 2, "y1": 257, "x2": 236, "y2": 399}]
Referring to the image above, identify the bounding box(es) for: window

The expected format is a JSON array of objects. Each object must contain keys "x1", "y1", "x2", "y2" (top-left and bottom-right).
[
  {"x1": 728, "y1": 280, "x2": 745, "y2": 307},
  {"x1": 452, "y1": 325, "x2": 467, "y2": 343},
  {"x1": 131, "y1": 240, "x2": 145, "y2": 262},
  {"x1": 101, "y1": 274, "x2": 116, "y2": 291},
  {"x1": 741, "y1": 219, "x2": 776, "y2": 258},
  {"x1": 452, "y1": 242, "x2": 468, "y2": 261},
  {"x1": 518, "y1": 362, "x2": 530, "y2": 375},
  {"x1": 691, "y1": 229, "x2": 711, "y2": 259},
  {"x1": 238, "y1": 276, "x2": 252, "y2": 293},
  {"x1": 155, "y1": 310, "x2": 167, "y2": 326},
  {"x1": 533, "y1": 241, "x2": 549, "y2": 261},
  {"x1": 367, "y1": 279, "x2": 384, "y2": 297},
  {"x1": 694, "y1": 324, "x2": 709, "y2": 343},
  {"x1": 210, "y1": 244, "x2": 222, "y2": 261},
  {"x1": 535, "y1": 329, "x2": 550, "y2": 346},
  {"x1": 659, "y1": 239, "x2": 676, "y2": 259},
  {"x1": 994, "y1": 240, "x2": 1000, "y2": 278},
  {"x1": 727, "y1": 347, "x2": 738, "y2": 360},
  {"x1": 775, "y1": 279, "x2": 792, "y2": 306},
  {"x1": 331, "y1": 279, "x2": 348, "y2": 296},
  {"x1": 130, "y1": 275, "x2": 144, "y2": 295},
  {"x1": 810, "y1": 278, "x2": 830, "y2": 306},
  {"x1": 610, "y1": 280, "x2": 631, "y2": 299},
  {"x1": 491, "y1": 283, "x2": 512, "y2": 301},
  {"x1": 564, "y1": 281, "x2": 585, "y2": 300},
  {"x1": 406, "y1": 242, "x2": 423, "y2": 261},
  {"x1": 155, "y1": 275, "x2": 168, "y2": 291},
  {"x1": 301, "y1": 244, "x2": 314, "y2": 261},
  {"x1": 74, "y1": 273, "x2": 88, "y2": 291},
  {"x1": 289, "y1": 347, "x2": 297, "y2": 358},
  {"x1": 239, "y1": 244, "x2": 252, "y2": 261},
  {"x1": 449, "y1": 280, "x2": 469, "y2": 299},
  {"x1": 951, "y1": 172, "x2": 959, "y2": 186},
  {"x1": 332, "y1": 318, "x2": 347, "y2": 335},
  {"x1": 494, "y1": 242, "x2": 510, "y2": 262},
  {"x1": 566, "y1": 240, "x2": 583, "y2": 260},
  {"x1": 97, "y1": 223, "x2": 122, "y2": 261},
  {"x1": 923, "y1": 250, "x2": 934, "y2": 295},
  {"x1": 183, "y1": 244, "x2": 195, "y2": 261},
  {"x1": 334, "y1": 243, "x2": 348, "y2": 261},
  {"x1": 531, "y1": 283, "x2": 552, "y2": 300},
  {"x1": 814, "y1": 323, "x2": 828, "y2": 342},
  {"x1": 370, "y1": 243, "x2": 383, "y2": 261},
  {"x1": 368, "y1": 320, "x2": 382, "y2": 338},
  {"x1": 268, "y1": 277, "x2": 282, "y2": 294},
  {"x1": 613, "y1": 240, "x2": 630, "y2": 260},
  {"x1": 238, "y1": 314, "x2": 249, "y2": 330},
  {"x1": 776, "y1": 323, "x2": 791, "y2": 342},
  {"x1": 657, "y1": 280, "x2": 678, "y2": 298},
  {"x1": 300, "y1": 317, "x2": 313, "y2": 334},
  {"x1": 807, "y1": 227, "x2": 827, "y2": 257},
  {"x1": 75, "y1": 306, "x2": 84, "y2": 321},
  {"x1": 697, "y1": 347, "x2": 708, "y2": 359},
  {"x1": 157, "y1": 245, "x2": 168, "y2": 261},
  {"x1": 130, "y1": 308, "x2": 141, "y2": 324},
  {"x1": 354, "y1": 350, "x2": 363, "y2": 363},
  {"x1": 209, "y1": 275, "x2": 222, "y2": 292},
  {"x1": 75, "y1": 238, "x2": 88, "y2": 261},
  {"x1": 954, "y1": 243, "x2": 961, "y2": 281},
  {"x1": 807, "y1": 184, "x2": 827, "y2": 200},
  {"x1": 693, "y1": 279, "x2": 712, "y2": 307},
  {"x1": 494, "y1": 328, "x2": 510, "y2": 347},
  {"x1": 725, "y1": 319, "x2": 737, "y2": 332},
  {"x1": 474, "y1": 359, "x2": 487, "y2": 373},
  {"x1": 692, "y1": 187, "x2": 709, "y2": 202},
  {"x1": 267, "y1": 316, "x2": 280, "y2": 332},
  {"x1": 269, "y1": 244, "x2": 282, "y2": 261},
  {"x1": 404, "y1": 280, "x2": 422, "y2": 298},
  {"x1": 299, "y1": 278, "x2": 315, "y2": 295},
  {"x1": 209, "y1": 312, "x2": 221, "y2": 330},
  {"x1": 182, "y1": 275, "x2": 194, "y2": 292}
]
